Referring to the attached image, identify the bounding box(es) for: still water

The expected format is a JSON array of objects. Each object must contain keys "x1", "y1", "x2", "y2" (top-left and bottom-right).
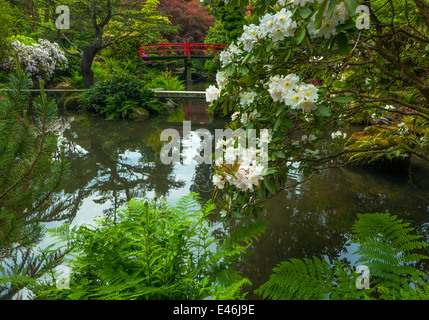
[{"x1": 5, "y1": 93, "x2": 429, "y2": 299}]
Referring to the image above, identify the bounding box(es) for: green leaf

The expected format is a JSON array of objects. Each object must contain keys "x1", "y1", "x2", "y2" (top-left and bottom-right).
[
  {"x1": 238, "y1": 65, "x2": 249, "y2": 75},
  {"x1": 232, "y1": 211, "x2": 244, "y2": 218},
  {"x1": 314, "y1": 104, "x2": 331, "y2": 117},
  {"x1": 344, "y1": 0, "x2": 357, "y2": 15},
  {"x1": 265, "y1": 40, "x2": 274, "y2": 52},
  {"x1": 242, "y1": 51, "x2": 252, "y2": 64},
  {"x1": 284, "y1": 48, "x2": 291, "y2": 62},
  {"x1": 336, "y1": 32, "x2": 350, "y2": 57},
  {"x1": 283, "y1": 116, "x2": 292, "y2": 129},
  {"x1": 274, "y1": 117, "x2": 282, "y2": 130},
  {"x1": 327, "y1": 0, "x2": 337, "y2": 19},
  {"x1": 298, "y1": 6, "x2": 312, "y2": 19},
  {"x1": 314, "y1": 0, "x2": 328, "y2": 30},
  {"x1": 331, "y1": 96, "x2": 353, "y2": 103},
  {"x1": 296, "y1": 28, "x2": 306, "y2": 45},
  {"x1": 264, "y1": 178, "x2": 277, "y2": 194},
  {"x1": 274, "y1": 151, "x2": 286, "y2": 159},
  {"x1": 200, "y1": 277, "x2": 210, "y2": 286}
]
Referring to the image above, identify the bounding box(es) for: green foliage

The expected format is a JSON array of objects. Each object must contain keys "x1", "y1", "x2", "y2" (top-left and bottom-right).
[
  {"x1": 0, "y1": 59, "x2": 67, "y2": 259},
  {"x1": 104, "y1": 92, "x2": 138, "y2": 120},
  {"x1": 68, "y1": 65, "x2": 110, "y2": 89},
  {"x1": 256, "y1": 213, "x2": 429, "y2": 300},
  {"x1": 0, "y1": 0, "x2": 13, "y2": 61},
  {"x1": 84, "y1": 74, "x2": 165, "y2": 118},
  {"x1": 13, "y1": 193, "x2": 263, "y2": 300},
  {"x1": 143, "y1": 69, "x2": 186, "y2": 91},
  {"x1": 213, "y1": 0, "x2": 246, "y2": 42},
  {"x1": 351, "y1": 213, "x2": 429, "y2": 298},
  {"x1": 203, "y1": 20, "x2": 227, "y2": 75}
]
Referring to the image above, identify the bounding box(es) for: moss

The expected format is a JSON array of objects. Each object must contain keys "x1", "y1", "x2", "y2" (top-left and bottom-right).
[{"x1": 342, "y1": 125, "x2": 411, "y2": 171}]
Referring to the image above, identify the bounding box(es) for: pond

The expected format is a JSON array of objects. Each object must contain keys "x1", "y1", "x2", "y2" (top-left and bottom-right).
[{"x1": 4, "y1": 88, "x2": 429, "y2": 300}]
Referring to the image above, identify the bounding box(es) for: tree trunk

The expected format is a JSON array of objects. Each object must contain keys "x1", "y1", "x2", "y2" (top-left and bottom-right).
[{"x1": 80, "y1": 45, "x2": 99, "y2": 88}]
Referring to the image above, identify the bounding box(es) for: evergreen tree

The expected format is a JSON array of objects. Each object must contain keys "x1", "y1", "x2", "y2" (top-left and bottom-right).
[
  {"x1": 213, "y1": 0, "x2": 246, "y2": 43},
  {"x1": 0, "y1": 59, "x2": 67, "y2": 260}
]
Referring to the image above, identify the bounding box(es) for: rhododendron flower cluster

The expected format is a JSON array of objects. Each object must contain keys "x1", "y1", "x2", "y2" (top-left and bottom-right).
[
  {"x1": 212, "y1": 134, "x2": 271, "y2": 192},
  {"x1": 2, "y1": 39, "x2": 68, "y2": 83},
  {"x1": 267, "y1": 73, "x2": 319, "y2": 112},
  {"x1": 307, "y1": 1, "x2": 350, "y2": 39}
]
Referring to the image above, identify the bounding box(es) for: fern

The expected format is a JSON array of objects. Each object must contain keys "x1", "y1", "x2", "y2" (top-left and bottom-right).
[
  {"x1": 16, "y1": 193, "x2": 256, "y2": 300},
  {"x1": 255, "y1": 257, "x2": 366, "y2": 300},
  {"x1": 256, "y1": 213, "x2": 429, "y2": 300},
  {"x1": 351, "y1": 213, "x2": 429, "y2": 298}
]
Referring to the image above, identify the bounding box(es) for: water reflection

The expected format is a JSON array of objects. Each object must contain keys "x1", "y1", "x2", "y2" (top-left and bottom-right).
[{"x1": 48, "y1": 104, "x2": 224, "y2": 226}]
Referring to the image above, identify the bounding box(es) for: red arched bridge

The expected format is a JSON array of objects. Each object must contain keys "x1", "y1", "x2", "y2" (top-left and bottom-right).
[{"x1": 139, "y1": 42, "x2": 228, "y2": 83}]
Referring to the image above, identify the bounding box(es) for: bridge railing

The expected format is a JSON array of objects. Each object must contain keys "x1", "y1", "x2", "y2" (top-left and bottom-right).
[{"x1": 139, "y1": 42, "x2": 228, "y2": 59}]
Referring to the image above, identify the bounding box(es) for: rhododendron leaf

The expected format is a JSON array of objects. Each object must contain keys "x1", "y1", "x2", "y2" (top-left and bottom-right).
[
  {"x1": 274, "y1": 117, "x2": 282, "y2": 130},
  {"x1": 331, "y1": 96, "x2": 353, "y2": 103},
  {"x1": 344, "y1": 0, "x2": 357, "y2": 15},
  {"x1": 264, "y1": 178, "x2": 277, "y2": 194},
  {"x1": 336, "y1": 32, "x2": 350, "y2": 58},
  {"x1": 298, "y1": 7, "x2": 312, "y2": 19},
  {"x1": 327, "y1": 0, "x2": 337, "y2": 19},
  {"x1": 265, "y1": 40, "x2": 274, "y2": 52},
  {"x1": 314, "y1": 104, "x2": 331, "y2": 117},
  {"x1": 314, "y1": 0, "x2": 328, "y2": 30},
  {"x1": 296, "y1": 28, "x2": 306, "y2": 45}
]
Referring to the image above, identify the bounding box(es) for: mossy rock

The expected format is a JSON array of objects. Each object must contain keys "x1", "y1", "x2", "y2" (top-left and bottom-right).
[
  {"x1": 342, "y1": 125, "x2": 411, "y2": 171},
  {"x1": 130, "y1": 107, "x2": 149, "y2": 119}
]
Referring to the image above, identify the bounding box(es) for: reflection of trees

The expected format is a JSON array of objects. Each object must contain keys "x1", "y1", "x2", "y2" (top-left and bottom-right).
[
  {"x1": 46, "y1": 112, "x2": 187, "y2": 221},
  {"x1": 190, "y1": 162, "x2": 214, "y2": 205}
]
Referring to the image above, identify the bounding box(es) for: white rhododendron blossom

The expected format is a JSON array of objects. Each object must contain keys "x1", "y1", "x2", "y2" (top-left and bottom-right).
[
  {"x1": 206, "y1": 85, "x2": 220, "y2": 103},
  {"x1": 258, "y1": 9, "x2": 296, "y2": 43},
  {"x1": 213, "y1": 135, "x2": 270, "y2": 192},
  {"x1": 216, "y1": 71, "x2": 228, "y2": 89},
  {"x1": 307, "y1": 2, "x2": 350, "y2": 39},
  {"x1": 259, "y1": 130, "x2": 272, "y2": 145},
  {"x1": 289, "y1": 0, "x2": 324, "y2": 6},
  {"x1": 231, "y1": 111, "x2": 240, "y2": 121},
  {"x1": 331, "y1": 130, "x2": 347, "y2": 139},
  {"x1": 240, "y1": 109, "x2": 260, "y2": 125},
  {"x1": 266, "y1": 73, "x2": 319, "y2": 111},
  {"x1": 239, "y1": 91, "x2": 258, "y2": 108},
  {"x1": 2, "y1": 39, "x2": 68, "y2": 83}
]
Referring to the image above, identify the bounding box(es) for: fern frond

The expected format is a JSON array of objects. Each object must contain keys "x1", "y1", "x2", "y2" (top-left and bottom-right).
[
  {"x1": 352, "y1": 213, "x2": 429, "y2": 295},
  {"x1": 255, "y1": 256, "x2": 340, "y2": 300}
]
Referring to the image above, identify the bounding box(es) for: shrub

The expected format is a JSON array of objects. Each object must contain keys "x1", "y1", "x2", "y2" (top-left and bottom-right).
[
  {"x1": 84, "y1": 74, "x2": 165, "y2": 118},
  {"x1": 1, "y1": 38, "x2": 68, "y2": 84}
]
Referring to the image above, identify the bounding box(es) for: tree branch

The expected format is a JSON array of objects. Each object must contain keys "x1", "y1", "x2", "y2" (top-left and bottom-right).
[{"x1": 57, "y1": 30, "x2": 82, "y2": 57}]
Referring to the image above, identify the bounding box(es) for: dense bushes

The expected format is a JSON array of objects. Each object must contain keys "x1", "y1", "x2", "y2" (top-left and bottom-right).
[{"x1": 84, "y1": 74, "x2": 165, "y2": 119}]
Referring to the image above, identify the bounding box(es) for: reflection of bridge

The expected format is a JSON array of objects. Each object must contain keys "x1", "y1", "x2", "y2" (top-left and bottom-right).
[
  {"x1": 183, "y1": 99, "x2": 212, "y2": 124},
  {"x1": 139, "y1": 42, "x2": 228, "y2": 84}
]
